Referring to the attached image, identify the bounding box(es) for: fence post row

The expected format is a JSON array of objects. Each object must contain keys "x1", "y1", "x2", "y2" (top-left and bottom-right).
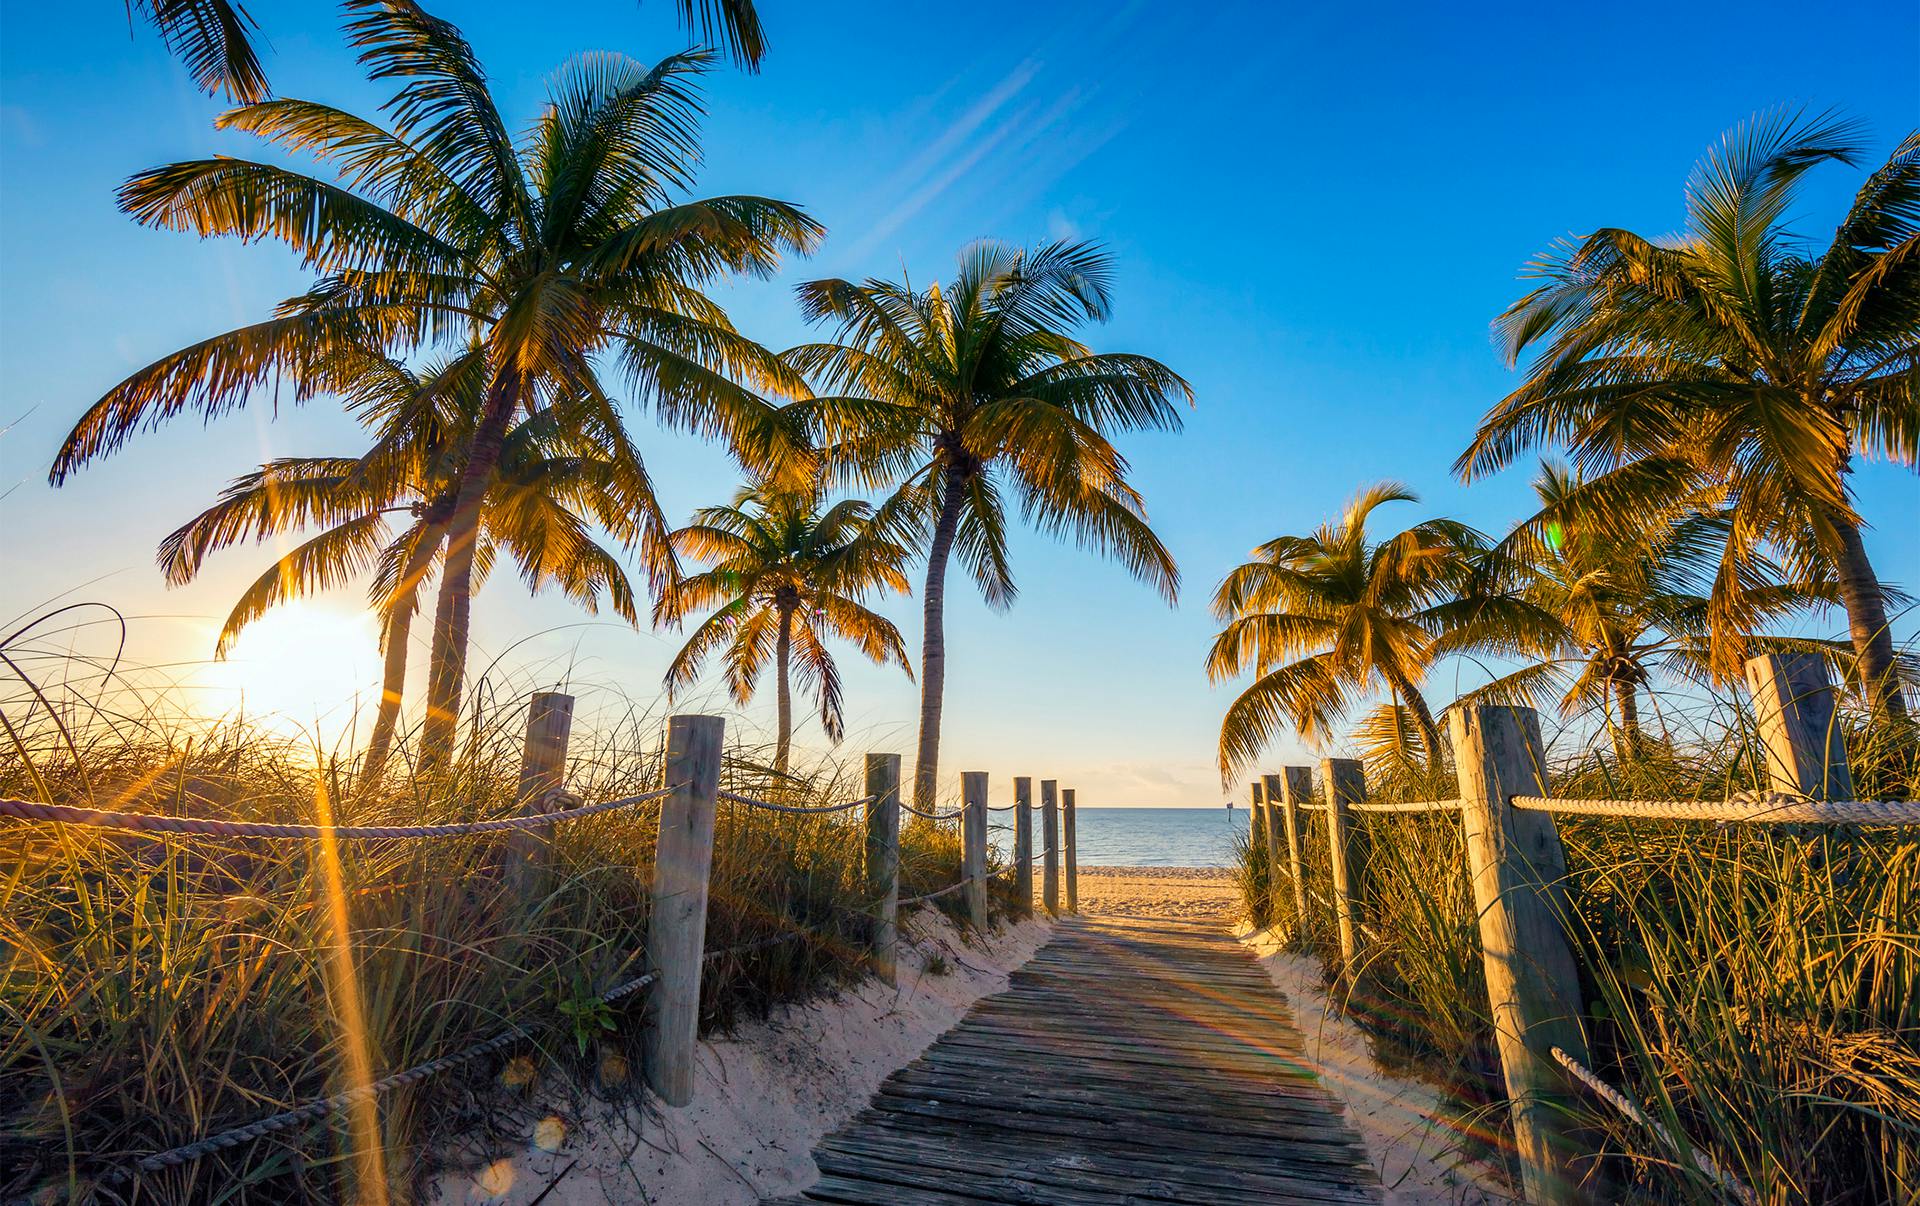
[
  {"x1": 1745, "y1": 651, "x2": 1855, "y2": 801},
  {"x1": 1320, "y1": 758, "x2": 1366, "y2": 975},
  {"x1": 1041, "y1": 779, "x2": 1061, "y2": 915},
  {"x1": 1062, "y1": 787, "x2": 1079, "y2": 914},
  {"x1": 865, "y1": 753, "x2": 903, "y2": 984},
  {"x1": 1450, "y1": 704, "x2": 1589, "y2": 1206},
  {"x1": 962, "y1": 771, "x2": 990, "y2": 931},
  {"x1": 645, "y1": 714, "x2": 724, "y2": 1108},
  {"x1": 1013, "y1": 777, "x2": 1034, "y2": 918},
  {"x1": 511, "y1": 691, "x2": 575, "y2": 884}
]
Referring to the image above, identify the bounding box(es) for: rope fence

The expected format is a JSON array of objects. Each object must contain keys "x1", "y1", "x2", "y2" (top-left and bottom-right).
[
  {"x1": 1242, "y1": 652, "x2": 1904, "y2": 1199},
  {"x1": 1511, "y1": 793, "x2": 1920, "y2": 825},
  {"x1": 10, "y1": 694, "x2": 1081, "y2": 1199},
  {"x1": 717, "y1": 790, "x2": 879, "y2": 815},
  {"x1": 1551, "y1": 1047, "x2": 1757, "y2": 1205},
  {"x1": 101, "y1": 962, "x2": 663, "y2": 1185},
  {"x1": 1349, "y1": 798, "x2": 1461, "y2": 814}
]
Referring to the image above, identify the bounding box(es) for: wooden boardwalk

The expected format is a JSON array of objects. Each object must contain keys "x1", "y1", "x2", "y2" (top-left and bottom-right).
[{"x1": 770, "y1": 914, "x2": 1381, "y2": 1205}]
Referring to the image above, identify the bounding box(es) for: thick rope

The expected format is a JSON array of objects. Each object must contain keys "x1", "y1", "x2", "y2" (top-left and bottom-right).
[
  {"x1": 0, "y1": 787, "x2": 676, "y2": 842},
  {"x1": 898, "y1": 880, "x2": 969, "y2": 906},
  {"x1": 1551, "y1": 1047, "x2": 1756, "y2": 1205},
  {"x1": 1350, "y1": 799, "x2": 1461, "y2": 814},
  {"x1": 1511, "y1": 793, "x2": 1920, "y2": 825},
  {"x1": 986, "y1": 802, "x2": 1019, "y2": 812},
  {"x1": 101, "y1": 964, "x2": 660, "y2": 1183},
  {"x1": 899, "y1": 801, "x2": 965, "y2": 821},
  {"x1": 717, "y1": 790, "x2": 878, "y2": 815}
]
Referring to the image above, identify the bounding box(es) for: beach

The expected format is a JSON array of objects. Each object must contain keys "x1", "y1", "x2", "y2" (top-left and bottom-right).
[{"x1": 442, "y1": 867, "x2": 1506, "y2": 1205}]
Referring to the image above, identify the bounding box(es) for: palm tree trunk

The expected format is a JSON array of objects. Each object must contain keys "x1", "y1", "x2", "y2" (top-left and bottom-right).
[
  {"x1": 913, "y1": 465, "x2": 969, "y2": 811},
  {"x1": 362, "y1": 526, "x2": 444, "y2": 784},
  {"x1": 774, "y1": 603, "x2": 794, "y2": 774},
  {"x1": 421, "y1": 369, "x2": 521, "y2": 769},
  {"x1": 1383, "y1": 665, "x2": 1444, "y2": 768},
  {"x1": 1829, "y1": 506, "x2": 1908, "y2": 720},
  {"x1": 1612, "y1": 678, "x2": 1644, "y2": 763}
]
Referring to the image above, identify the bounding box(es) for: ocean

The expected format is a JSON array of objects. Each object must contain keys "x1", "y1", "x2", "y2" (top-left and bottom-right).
[{"x1": 1060, "y1": 806, "x2": 1250, "y2": 868}]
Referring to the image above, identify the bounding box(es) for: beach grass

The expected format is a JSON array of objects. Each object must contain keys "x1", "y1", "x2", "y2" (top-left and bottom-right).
[
  {"x1": 0, "y1": 682, "x2": 994, "y2": 1203},
  {"x1": 1236, "y1": 697, "x2": 1920, "y2": 1203}
]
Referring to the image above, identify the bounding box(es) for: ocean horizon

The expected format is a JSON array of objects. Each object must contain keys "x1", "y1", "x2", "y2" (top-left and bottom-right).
[{"x1": 1028, "y1": 805, "x2": 1251, "y2": 868}]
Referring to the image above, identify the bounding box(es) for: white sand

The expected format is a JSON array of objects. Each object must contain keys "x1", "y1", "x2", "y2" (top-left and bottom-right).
[
  {"x1": 437, "y1": 869, "x2": 1507, "y2": 1205},
  {"x1": 1236, "y1": 923, "x2": 1515, "y2": 1205},
  {"x1": 436, "y1": 911, "x2": 1051, "y2": 1204},
  {"x1": 1069, "y1": 864, "x2": 1242, "y2": 921}
]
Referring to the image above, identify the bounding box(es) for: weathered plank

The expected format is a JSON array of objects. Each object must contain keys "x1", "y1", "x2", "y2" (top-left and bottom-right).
[{"x1": 771, "y1": 915, "x2": 1380, "y2": 1204}]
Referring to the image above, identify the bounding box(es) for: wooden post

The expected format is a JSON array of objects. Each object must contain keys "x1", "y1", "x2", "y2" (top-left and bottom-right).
[
  {"x1": 1041, "y1": 779, "x2": 1060, "y2": 915},
  {"x1": 1248, "y1": 781, "x2": 1267, "y2": 877},
  {"x1": 1260, "y1": 773, "x2": 1287, "y2": 929},
  {"x1": 1013, "y1": 776, "x2": 1034, "y2": 918},
  {"x1": 1278, "y1": 767, "x2": 1311, "y2": 933},
  {"x1": 1321, "y1": 758, "x2": 1366, "y2": 973},
  {"x1": 1062, "y1": 788, "x2": 1079, "y2": 914},
  {"x1": 962, "y1": 771, "x2": 989, "y2": 931},
  {"x1": 645, "y1": 714, "x2": 724, "y2": 1107},
  {"x1": 864, "y1": 753, "x2": 902, "y2": 984},
  {"x1": 510, "y1": 691, "x2": 574, "y2": 876},
  {"x1": 1745, "y1": 652, "x2": 1854, "y2": 800},
  {"x1": 1450, "y1": 704, "x2": 1589, "y2": 1205}
]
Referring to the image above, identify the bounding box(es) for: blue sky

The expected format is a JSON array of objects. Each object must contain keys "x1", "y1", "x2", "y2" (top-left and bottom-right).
[{"x1": 2, "y1": 0, "x2": 1916, "y2": 806}]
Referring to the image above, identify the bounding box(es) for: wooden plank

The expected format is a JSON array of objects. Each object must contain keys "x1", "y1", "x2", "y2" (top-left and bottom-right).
[{"x1": 778, "y1": 914, "x2": 1382, "y2": 1204}]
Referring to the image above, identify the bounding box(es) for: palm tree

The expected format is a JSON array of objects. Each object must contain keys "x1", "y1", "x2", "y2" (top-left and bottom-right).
[
  {"x1": 1457, "y1": 111, "x2": 1919, "y2": 718},
  {"x1": 1207, "y1": 483, "x2": 1485, "y2": 780},
  {"x1": 1466, "y1": 462, "x2": 1837, "y2": 761},
  {"x1": 660, "y1": 487, "x2": 913, "y2": 771},
  {"x1": 52, "y1": 1, "x2": 822, "y2": 766},
  {"x1": 129, "y1": 0, "x2": 769, "y2": 105},
  {"x1": 785, "y1": 240, "x2": 1189, "y2": 807},
  {"x1": 161, "y1": 349, "x2": 649, "y2": 780}
]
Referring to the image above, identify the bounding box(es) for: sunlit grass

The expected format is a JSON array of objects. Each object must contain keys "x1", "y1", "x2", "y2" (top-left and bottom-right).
[
  {"x1": 0, "y1": 671, "x2": 985, "y2": 1202},
  {"x1": 1236, "y1": 699, "x2": 1920, "y2": 1204}
]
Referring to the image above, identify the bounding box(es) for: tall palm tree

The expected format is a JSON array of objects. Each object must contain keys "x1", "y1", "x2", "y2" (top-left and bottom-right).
[
  {"x1": 161, "y1": 349, "x2": 649, "y2": 780},
  {"x1": 52, "y1": 1, "x2": 822, "y2": 766},
  {"x1": 660, "y1": 487, "x2": 912, "y2": 771},
  {"x1": 129, "y1": 0, "x2": 769, "y2": 105},
  {"x1": 1466, "y1": 462, "x2": 1837, "y2": 761},
  {"x1": 1207, "y1": 483, "x2": 1485, "y2": 780},
  {"x1": 785, "y1": 240, "x2": 1189, "y2": 807},
  {"x1": 1457, "y1": 111, "x2": 1920, "y2": 718}
]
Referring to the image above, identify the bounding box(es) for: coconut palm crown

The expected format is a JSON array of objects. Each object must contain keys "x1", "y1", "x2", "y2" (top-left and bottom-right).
[
  {"x1": 1463, "y1": 461, "x2": 1840, "y2": 761},
  {"x1": 1207, "y1": 483, "x2": 1486, "y2": 781},
  {"x1": 50, "y1": 0, "x2": 823, "y2": 766},
  {"x1": 659, "y1": 487, "x2": 912, "y2": 771},
  {"x1": 1457, "y1": 109, "x2": 1920, "y2": 717},
  {"x1": 785, "y1": 240, "x2": 1189, "y2": 807},
  {"x1": 161, "y1": 344, "x2": 649, "y2": 778}
]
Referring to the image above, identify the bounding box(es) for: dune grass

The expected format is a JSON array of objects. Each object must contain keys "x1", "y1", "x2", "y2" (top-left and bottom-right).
[
  {"x1": 0, "y1": 675, "x2": 999, "y2": 1203},
  {"x1": 1237, "y1": 699, "x2": 1919, "y2": 1204}
]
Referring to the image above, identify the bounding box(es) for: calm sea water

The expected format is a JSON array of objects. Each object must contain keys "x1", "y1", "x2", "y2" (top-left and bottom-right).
[{"x1": 1066, "y1": 807, "x2": 1250, "y2": 867}]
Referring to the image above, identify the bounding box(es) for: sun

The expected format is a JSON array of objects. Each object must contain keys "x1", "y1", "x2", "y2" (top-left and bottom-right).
[{"x1": 194, "y1": 604, "x2": 385, "y2": 748}]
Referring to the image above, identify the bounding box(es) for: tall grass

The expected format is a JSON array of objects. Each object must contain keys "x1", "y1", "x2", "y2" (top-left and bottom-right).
[
  {"x1": 1236, "y1": 698, "x2": 1920, "y2": 1204},
  {"x1": 0, "y1": 650, "x2": 996, "y2": 1202}
]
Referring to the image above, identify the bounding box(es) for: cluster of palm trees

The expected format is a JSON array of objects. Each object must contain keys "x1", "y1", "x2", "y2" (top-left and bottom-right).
[
  {"x1": 58, "y1": 0, "x2": 1189, "y2": 806},
  {"x1": 1212, "y1": 110, "x2": 1918, "y2": 780}
]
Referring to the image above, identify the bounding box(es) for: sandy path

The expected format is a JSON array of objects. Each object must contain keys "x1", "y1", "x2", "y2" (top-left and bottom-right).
[
  {"x1": 436, "y1": 913, "x2": 1051, "y2": 1204},
  {"x1": 442, "y1": 868, "x2": 1505, "y2": 1204}
]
